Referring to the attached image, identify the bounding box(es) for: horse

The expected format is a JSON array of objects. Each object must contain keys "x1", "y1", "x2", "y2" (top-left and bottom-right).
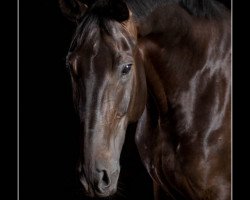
[{"x1": 59, "y1": 0, "x2": 231, "y2": 199}]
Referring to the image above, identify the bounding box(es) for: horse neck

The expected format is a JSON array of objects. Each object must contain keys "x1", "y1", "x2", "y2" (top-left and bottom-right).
[{"x1": 136, "y1": 4, "x2": 231, "y2": 109}]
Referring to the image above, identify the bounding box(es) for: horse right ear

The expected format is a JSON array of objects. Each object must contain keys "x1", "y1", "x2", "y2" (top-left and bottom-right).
[{"x1": 59, "y1": 0, "x2": 88, "y2": 23}]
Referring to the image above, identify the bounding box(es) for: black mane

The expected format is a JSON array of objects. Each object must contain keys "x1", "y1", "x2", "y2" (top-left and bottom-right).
[
  {"x1": 126, "y1": 0, "x2": 229, "y2": 19},
  {"x1": 68, "y1": 0, "x2": 229, "y2": 54}
]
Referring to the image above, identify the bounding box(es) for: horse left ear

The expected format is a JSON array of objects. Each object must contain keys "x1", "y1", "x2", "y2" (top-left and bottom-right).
[{"x1": 58, "y1": 0, "x2": 88, "y2": 23}]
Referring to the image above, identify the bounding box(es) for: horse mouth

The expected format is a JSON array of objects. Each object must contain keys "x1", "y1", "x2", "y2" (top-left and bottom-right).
[
  {"x1": 82, "y1": 186, "x2": 117, "y2": 198},
  {"x1": 80, "y1": 176, "x2": 118, "y2": 198},
  {"x1": 94, "y1": 188, "x2": 117, "y2": 198}
]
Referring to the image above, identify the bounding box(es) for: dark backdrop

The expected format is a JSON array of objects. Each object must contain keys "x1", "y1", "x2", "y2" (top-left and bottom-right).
[
  {"x1": 20, "y1": 1, "x2": 153, "y2": 200},
  {"x1": 20, "y1": 1, "x2": 231, "y2": 200}
]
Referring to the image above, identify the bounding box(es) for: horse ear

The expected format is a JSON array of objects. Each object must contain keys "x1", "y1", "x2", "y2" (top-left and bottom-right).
[{"x1": 58, "y1": 0, "x2": 88, "y2": 22}]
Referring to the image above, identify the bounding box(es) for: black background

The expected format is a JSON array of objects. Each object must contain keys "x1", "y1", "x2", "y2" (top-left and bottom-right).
[{"x1": 19, "y1": 1, "x2": 233, "y2": 200}]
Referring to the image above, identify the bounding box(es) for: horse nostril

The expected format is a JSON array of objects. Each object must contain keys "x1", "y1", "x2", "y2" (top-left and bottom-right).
[{"x1": 100, "y1": 170, "x2": 111, "y2": 188}]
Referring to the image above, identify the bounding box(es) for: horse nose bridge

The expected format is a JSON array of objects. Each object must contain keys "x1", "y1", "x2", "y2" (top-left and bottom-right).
[
  {"x1": 84, "y1": 100, "x2": 116, "y2": 132},
  {"x1": 95, "y1": 156, "x2": 119, "y2": 169},
  {"x1": 80, "y1": 136, "x2": 116, "y2": 165},
  {"x1": 94, "y1": 148, "x2": 119, "y2": 169}
]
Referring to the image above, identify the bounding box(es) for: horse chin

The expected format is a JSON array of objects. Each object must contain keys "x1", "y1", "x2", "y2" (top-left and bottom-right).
[
  {"x1": 83, "y1": 185, "x2": 117, "y2": 198},
  {"x1": 94, "y1": 188, "x2": 117, "y2": 198},
  {"x1": 80, "y1": 173, "x2": 119, "y2": 198}
]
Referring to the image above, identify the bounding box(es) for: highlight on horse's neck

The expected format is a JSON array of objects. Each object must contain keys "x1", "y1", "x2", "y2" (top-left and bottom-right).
[{"x1": 129, "y1": 3, "x2": 230, "y2": 118}]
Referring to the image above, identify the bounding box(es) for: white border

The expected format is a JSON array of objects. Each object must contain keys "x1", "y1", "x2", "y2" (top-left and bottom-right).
[
  {"x1": 17, "y1": 0, "x2": 19, "y2": 199},
  {"x1": 231, "y1": 0, "x2": 233, "y2": 199}
]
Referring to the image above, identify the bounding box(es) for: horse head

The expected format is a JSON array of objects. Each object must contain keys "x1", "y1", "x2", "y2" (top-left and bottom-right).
[{"x1": 60, "y1": 0, "x2": 146, "y2": 197}]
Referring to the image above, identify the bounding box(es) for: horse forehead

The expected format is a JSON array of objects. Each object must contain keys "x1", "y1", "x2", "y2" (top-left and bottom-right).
[
  {"x1": 72, "y1": 23, "x2": 133, "y2": 74},
  {"x1": 104, "y1": 21, "x2": 134, "y2": 50},
  {"x1": 81, "y1": 31, "x2": 128, "y2": 59},
  {"x1": 79, "y1": 20, "x2": 133, "y2": 56},
  {"x1": 93, "y1": 32, "x2": 133, "y2": 66}
]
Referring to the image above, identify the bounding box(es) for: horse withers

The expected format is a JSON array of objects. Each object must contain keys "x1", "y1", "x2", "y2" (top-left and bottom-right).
[{"x1": 59, "y1": 0, "x2": 231, "y2": 199}]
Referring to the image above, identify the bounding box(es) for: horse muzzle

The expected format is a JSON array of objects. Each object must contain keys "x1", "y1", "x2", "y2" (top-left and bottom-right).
[{"x1": 79, "y1": 165, "x2": 120, "y2": 197}]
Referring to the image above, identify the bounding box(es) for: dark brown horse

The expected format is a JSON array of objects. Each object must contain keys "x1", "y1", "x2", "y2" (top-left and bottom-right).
[{"x1": 59, "y1": 0, "x2": 231, "y2": 199}]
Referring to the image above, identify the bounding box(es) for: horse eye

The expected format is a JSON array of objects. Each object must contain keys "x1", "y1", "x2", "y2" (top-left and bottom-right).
[{"x1": 121, "y1": 64, "x2": 132, "y2": 75}]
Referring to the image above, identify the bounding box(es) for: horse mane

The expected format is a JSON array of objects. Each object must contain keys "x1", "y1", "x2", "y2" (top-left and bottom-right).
[
  {"x1": 126, "y1": 0, "x2": 228, "y2": 19},
  {"x1": 68, "y1": 14, "x2": 98, "y2": 52},
  {"x1": 68, "y1": 0, "x2": 229, "y2": 53},
  {"x1": 179, "y1": 0, "x2": 229, "y2": 18}
]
